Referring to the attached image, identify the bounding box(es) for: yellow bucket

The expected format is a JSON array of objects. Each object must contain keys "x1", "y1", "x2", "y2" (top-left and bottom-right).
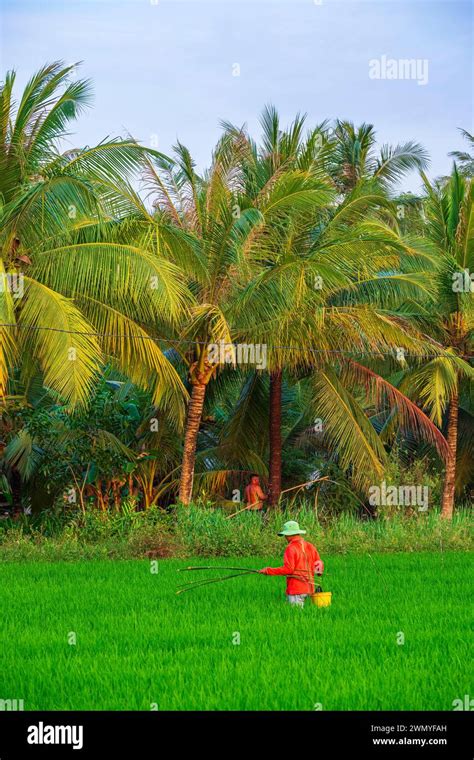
[{"x1": 311, "y1": 591, "x2": 332, "y2": 607}]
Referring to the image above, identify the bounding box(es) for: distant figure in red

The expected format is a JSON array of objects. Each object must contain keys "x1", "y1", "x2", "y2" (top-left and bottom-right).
[
  {"x1": 259, "y1": 520, "x2": 324, "y2": 607},
  {"x1": 244, "y1": 474, "x2": 268, "y2": 511}
]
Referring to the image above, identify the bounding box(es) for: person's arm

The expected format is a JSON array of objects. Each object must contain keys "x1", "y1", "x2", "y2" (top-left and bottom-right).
[
  {"x1": 255, "y1": 485, "x2": 268, "y2": 501},
  {"x1": 259, "y1": 544, "x2": 296, "y2": 576},
  {"x1": 312, "y1": 545, "x2": 324, "y2": 575}
]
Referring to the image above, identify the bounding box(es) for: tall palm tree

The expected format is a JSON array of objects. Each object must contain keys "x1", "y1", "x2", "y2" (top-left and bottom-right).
[
  {"x1": 221, "y1": 106, "x2": 334, "y2": 504},
  {"x1": 143, "y1": 125, "x2": 333, "y2": 504},
  {"x1": 0, "y1": 62, "x2": 189, "y2": 417},
  {"x1": 231, "y1": 187, "x2": 451, "y2": 499},
  {"x1": 224, "y1": 108, "x2": 444, "y2": 505},
  {"x1": 399, "y1": 167, "x2": 473, "y2": 518}
]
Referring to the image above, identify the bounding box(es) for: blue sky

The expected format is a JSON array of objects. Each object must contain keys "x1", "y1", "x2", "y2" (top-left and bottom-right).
[{"x1": 1, "y1": 0, "x2": 472, "y2": 192}]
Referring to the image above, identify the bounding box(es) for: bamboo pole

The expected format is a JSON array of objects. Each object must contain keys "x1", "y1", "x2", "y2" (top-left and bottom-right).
[
  {"x1": 179, "y1": 565, "x2": 259, "y2": 572},
  {"x1": 176, "y1": 568, "x2": 314, "y2": 595},
  {"x1": 176, "y1": 571, "x2": 257, "y2": 594}
]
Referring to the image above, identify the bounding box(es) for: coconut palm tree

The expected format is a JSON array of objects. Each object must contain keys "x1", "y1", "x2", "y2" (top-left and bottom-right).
[
  {"x1": 142, "y1": 123, "x2": 335, "y2": 504},
  {"x1": 0, "y1": 62, "x2": 189, "y2": 418},
  {"x1": 220, "y1": 106, "x2": 335, "y2": 504},
  {"x1": 222, "y1": 108, "x2": 446, "y2": 505},
  {"x1": 398, "y1": 167, "x2": 474, "y2": 518},
  {"x1": 230, "y1": 194, "x2": 451, "y2": 499}
]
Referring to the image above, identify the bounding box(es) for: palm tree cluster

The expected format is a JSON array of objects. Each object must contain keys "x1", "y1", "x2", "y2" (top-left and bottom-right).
[{"x1": 0, "y1": 63, "x2": 472, "y2": 520}]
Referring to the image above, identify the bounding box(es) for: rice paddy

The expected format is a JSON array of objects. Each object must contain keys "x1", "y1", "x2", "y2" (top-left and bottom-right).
[{"x1": 0, "y1": 551, "x2": 471, "y2": 711}]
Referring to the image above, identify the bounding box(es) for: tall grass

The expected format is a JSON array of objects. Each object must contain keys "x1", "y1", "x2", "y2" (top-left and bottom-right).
[{"x1": 0, "y1": 504, "x2": 471, "y2": 562}]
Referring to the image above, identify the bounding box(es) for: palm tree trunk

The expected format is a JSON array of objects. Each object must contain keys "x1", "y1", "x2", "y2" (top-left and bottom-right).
[
  {"x1": 441, "y1": 389, "x2": 459, "y2": 520},
  {"x1": 179, "y1": 382, "x2": 207, "y2": 505},
  {"x1": 268, "y1": 368, "x2": 282, "y2": 507},
  {"x1": 10, "y1": 469, "x2": 22, "y2": 511}
]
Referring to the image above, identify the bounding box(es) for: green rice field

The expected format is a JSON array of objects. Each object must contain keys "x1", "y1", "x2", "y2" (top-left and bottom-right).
[{"x1": 1, "y1": 551, "x2": 471, "y2": 710}]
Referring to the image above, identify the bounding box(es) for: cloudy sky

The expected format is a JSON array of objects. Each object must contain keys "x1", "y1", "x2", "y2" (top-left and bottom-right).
[{"x1": 1, "y1": 0, "x2": 472, "y2": 192}]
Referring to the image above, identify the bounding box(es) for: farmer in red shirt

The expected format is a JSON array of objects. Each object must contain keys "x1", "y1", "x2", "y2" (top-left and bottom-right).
[{"x1": 259, "y1": 520, "x2": 324, "y2": 607}]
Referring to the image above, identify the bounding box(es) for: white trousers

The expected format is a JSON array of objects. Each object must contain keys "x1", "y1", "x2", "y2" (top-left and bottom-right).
[{"x1": 287, "y1": 594, "x2": 309, "y2": 607}]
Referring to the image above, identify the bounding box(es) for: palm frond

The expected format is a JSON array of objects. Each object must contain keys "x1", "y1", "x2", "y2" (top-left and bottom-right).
[
  {"x1": 346, "y1": 360, "x2": 449, "y2": 459},
  {"x1": 18, "y1": 277, "x2": 102, "y2": 406},
  {"x1": 310, "y1": 367, "x2": 387, "y2": 491}
]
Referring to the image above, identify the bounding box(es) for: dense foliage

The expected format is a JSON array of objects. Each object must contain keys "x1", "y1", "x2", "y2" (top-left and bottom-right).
[{"x1": 1, "y1": 63, "x2": 472, "y2": 523}]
